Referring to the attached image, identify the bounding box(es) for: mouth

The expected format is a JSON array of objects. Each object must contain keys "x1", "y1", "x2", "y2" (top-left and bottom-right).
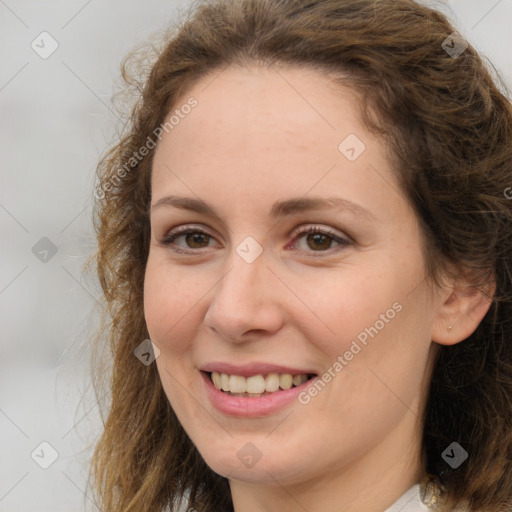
[{"x1": 203, "y1": 371, "x2": 317, "y2": 397}]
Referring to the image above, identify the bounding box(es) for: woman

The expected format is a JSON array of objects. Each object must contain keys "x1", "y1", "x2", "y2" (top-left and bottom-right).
[{"x1": 90, "y1": 0, "x2": 512, "y2": 510}]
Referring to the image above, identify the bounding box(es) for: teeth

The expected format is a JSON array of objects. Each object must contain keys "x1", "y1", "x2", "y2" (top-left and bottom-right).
[
  {"x1": 279, "y1": 373, "x2": 293, "y2": 390},
  {"x1": 293, "y1": 374, "x2": 308, "y2": 386},
  {"x1": 220, "y1": 373, "x2": 230, "y2": 392},
  {"x1": 210, "y1": 371, "x2": 311, "y2": 395},
  {"x1": 229, "y1": 375, "x2": 247, "y2": 393},
  {"x1": 246, "y1": 375, "x2": 266, "y2": 394},
  {"x1": 265, "y1": 373, "x2": 280, "y2": 392},
  {"x1": 212, "y1": 372, "x2": 222, "y2": 390}
]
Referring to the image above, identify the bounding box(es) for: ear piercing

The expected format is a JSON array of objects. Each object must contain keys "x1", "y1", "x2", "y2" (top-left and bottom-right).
[{"x1": 447, "y1": 324, "x2": 453, "y2": 332}]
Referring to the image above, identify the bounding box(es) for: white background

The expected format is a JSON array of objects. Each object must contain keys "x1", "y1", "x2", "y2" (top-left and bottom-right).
[{"x1": 1, "y1": 1, "x2": 511, "y2": 511}]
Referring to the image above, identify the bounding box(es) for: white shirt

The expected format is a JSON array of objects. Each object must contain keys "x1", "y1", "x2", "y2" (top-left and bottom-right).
[{"x1": 384, "y1": 484, "x2": 430, "y2": 512}]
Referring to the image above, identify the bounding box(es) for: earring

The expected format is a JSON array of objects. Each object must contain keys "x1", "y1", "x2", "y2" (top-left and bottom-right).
[
  {"x1": 447, "y1": 324, "x2": 453, "y2": 332},
  {"x1": 420, "y1": 474, "x2": 444, "y2": 506}
]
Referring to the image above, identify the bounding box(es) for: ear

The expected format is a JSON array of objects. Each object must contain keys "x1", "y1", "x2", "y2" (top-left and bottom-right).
[{"x1": 431, "y1": 271, "x2": 495, "y2": 346}]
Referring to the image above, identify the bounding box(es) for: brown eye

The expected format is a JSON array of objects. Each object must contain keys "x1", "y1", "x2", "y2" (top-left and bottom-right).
[
  {"x1": 184, "y1": 232, "x2": 211, "y2": 248},
  {"x1": 305, "y1": 232, "x2": 334, "y2": 251},
  {"x1": 291, "y1": 226, "x2": 352, "y2": 256},
  {"x1": 161, "y1": 228, "x2": 217, "y2": 252}
]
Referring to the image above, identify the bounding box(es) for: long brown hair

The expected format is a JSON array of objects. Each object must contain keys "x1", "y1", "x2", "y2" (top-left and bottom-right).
[{"x1": 89, "y1": 1, "x2": 512, "y2": 510}]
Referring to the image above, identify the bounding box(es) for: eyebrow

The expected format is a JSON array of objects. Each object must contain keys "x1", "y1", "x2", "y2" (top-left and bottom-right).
[{"x1": 151, "y1": 195, "x2": 375, "y2": 221}]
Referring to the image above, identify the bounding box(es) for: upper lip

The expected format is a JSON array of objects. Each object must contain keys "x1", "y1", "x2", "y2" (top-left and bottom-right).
[{"x1": 200, "y1": 361, "x2": 317, "y2": 377}]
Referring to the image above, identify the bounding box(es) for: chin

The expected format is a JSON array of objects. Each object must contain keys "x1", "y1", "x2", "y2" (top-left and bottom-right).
[{"x1": 192, "y1": 435, "x2": 316, "y2": 486}]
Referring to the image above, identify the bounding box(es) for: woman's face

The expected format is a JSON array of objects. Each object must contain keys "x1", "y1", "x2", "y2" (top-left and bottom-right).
[{"x1": 144, "y1": 65, "x2": 445, "y2": 488}]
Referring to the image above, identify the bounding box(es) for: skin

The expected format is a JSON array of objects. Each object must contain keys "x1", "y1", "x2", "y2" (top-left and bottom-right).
[{"x1": 143, "y1": 64, "x2": 493, "y2": 512}]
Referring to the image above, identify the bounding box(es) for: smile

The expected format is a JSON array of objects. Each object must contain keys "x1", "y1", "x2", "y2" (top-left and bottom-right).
[
  {"x1": 201, "y1": 369, "x2": 318, "y2": 417},
  {"x1": 209, "y1": 371, "x2": 315, "y2": 396}
]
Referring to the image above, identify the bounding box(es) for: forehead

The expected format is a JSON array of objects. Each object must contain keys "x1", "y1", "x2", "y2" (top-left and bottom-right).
[
  {"x1": 169, "y1": 64, "x2": 362, "y2": 151},
  {"x1": 150, "y1": 64, "x2": 404, "y2": 223}
]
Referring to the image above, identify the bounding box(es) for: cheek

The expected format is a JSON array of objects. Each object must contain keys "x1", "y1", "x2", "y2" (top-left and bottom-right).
[
  {"x1": 290, "y1": 263, "x2": 401, "y2": 357},
  {"x1": 295, "y1": 258, "x2": 431, "y2": 401},
  {"x1": 143, "y1": 256, "x2": 197, "y2": 354},
  {"x1": 143, "y1": 258, "x2": 200, "y2": 408}
]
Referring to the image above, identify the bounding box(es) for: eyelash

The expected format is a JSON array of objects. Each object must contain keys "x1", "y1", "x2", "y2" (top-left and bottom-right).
[{"x1": 160, "y1": 224, "x2": 352, "y2": 257}]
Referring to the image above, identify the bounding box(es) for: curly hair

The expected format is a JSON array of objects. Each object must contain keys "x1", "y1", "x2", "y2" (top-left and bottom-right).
[{"x1": 89, "y1": 0, "x2": 512, "y2": 510}]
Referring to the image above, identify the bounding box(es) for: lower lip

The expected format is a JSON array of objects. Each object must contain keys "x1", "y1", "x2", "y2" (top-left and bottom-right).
[{"x1": 201, "y1": 371, "x2": 314, "y2": 418}]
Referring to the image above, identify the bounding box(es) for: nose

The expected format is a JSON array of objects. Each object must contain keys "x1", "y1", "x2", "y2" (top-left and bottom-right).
[{"x1": 203, "y1": 247, "x2": 284, "y2": 343}]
